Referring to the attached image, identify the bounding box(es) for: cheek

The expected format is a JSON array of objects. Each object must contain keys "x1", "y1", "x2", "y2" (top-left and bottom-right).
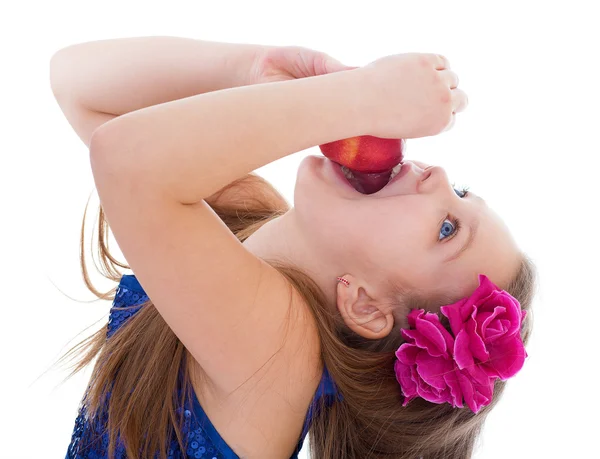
[
  {"x1": 359, "y1": 209, "x2": 432, "y2": 267},
  {"x1": 293, "y1": 158, "x2": 434, "y2": 264}
]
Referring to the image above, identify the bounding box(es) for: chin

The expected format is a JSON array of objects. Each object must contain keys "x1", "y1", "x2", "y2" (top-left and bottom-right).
[{"x1": 294, "y1": 156, "x2": 321, "y2": 194}]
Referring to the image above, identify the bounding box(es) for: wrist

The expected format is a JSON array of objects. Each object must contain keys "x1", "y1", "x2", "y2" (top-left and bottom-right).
[
  {"x1": 222, "y1": 41, "x2": 271, "y2": 88},
  {"x1": 338, "y1": 68, "x2": 373, "y2": 136}
]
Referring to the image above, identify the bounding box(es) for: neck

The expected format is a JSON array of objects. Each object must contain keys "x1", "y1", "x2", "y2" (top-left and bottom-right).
[{"x1": 242, "y1": 208, "x2": 338, "y2": 307}]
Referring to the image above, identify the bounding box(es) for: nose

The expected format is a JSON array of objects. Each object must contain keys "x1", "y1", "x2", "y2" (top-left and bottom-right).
[
  {"x1": 404, "y1": 161, "x2": 452, "y2": 194},
  {"x1": 405, "y1": 160, "x2": 435, "y2": 181},
  {"x1": 419, "y1": 165, "x2": 453, "y2": 194}
]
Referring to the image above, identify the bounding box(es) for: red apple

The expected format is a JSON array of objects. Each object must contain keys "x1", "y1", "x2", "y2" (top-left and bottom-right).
[
  {"x1": 319, "y1": 135, "x2": 405, "y2": 172},
  {"x1": 319, "y1": 135, "x2": 405, "y2": 194}
]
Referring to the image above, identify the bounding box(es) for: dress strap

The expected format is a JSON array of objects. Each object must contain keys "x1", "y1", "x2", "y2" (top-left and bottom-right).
[
  {"x1": 119, "y1": 273, "x2": 145, "y2": 293},
  {"x1": 315, "y1": 365, "x2": 343, "y2": 400},
  {"x1": 298, "y1": 364, "x2": 343, "y2": 441}
]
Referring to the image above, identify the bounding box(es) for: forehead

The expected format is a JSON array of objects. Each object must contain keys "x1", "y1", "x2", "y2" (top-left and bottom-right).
[{"x1": 457, "y1": 204, "x2": 521, "y2": 290}]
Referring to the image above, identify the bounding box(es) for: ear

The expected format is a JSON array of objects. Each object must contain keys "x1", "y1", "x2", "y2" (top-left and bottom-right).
[{"x1": 336, "y1": 275, "x2": 395, "y2": 340}]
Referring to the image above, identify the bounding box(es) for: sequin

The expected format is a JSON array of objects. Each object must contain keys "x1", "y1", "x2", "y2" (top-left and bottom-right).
[{"x1": 65, "y1": 274, "x2": 337, "y2": 458}]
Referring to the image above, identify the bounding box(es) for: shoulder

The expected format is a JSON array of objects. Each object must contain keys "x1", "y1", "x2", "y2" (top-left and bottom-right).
[{"x1": 190, "y1": 288, "x2": 324, "y2": 458}]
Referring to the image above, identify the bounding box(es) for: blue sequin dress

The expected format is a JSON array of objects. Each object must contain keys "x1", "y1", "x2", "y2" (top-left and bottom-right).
[{"x1": 65, "y1": 274, "x2": 342, "y2": 459}]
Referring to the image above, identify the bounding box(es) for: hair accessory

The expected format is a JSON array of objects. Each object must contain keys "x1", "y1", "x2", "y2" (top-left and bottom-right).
[
  {"x1": 394, "y1": 274, "x2": 528, "y2": 414},
  {"x1": 336, "y1": 277, "x2": 350, "y2": 287}
]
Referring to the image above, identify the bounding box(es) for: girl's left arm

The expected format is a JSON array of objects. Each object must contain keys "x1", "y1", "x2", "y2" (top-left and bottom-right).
[{"x1": 50, "y1": 36, "x2": 265, "y2": 145}]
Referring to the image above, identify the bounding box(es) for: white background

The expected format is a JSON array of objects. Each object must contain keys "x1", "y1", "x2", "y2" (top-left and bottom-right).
[{"x1": 1, "y1": 1, "x2": 598, "y2": 458}]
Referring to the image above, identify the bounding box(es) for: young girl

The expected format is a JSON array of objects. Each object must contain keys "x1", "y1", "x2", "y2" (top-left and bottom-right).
[{"x1": 51, "y1": 36, "x2": 537, "y2": 459}]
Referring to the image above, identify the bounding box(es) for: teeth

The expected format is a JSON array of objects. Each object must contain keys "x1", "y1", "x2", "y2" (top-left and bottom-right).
[
  {"x1": 341, "y1": 165, "x2": 355, "y2": 180},
  {"x1": 389, "y1": 163, "x2": 403, "y2": 180},
  {"x1": 341, "y1": 163, "x2": 403, "y2": 181}
]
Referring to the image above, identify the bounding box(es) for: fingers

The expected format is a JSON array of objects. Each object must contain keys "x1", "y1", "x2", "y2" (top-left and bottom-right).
[
  {"x1": 444, "y1": 88, "x2": 468, "y2": 133},
  {"x1": 452, "y1": 87, "x2": 468, "y2": 113},
  {"x1": 439, "y1": 69, "x2": 459, "y2": 89},
  {"x1": 428, "y1": 54, "x2": 466, "y2": 133},
  {"x1": 432, "y1": 54, "x2": 451, "y2": 70},
  {"x1": 420, "y1": 53, "x2": 465, "y2": 135}
]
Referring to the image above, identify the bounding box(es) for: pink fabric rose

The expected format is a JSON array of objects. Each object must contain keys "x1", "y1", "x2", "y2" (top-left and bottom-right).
[
  {"x1": 394, "y1": 309, "x2": 494, "y2": 413},
  {"x1": 440, "y1": 274, "x2": 528, "y2": 381},
  {"x1": 395, "y1": 274, "x2": 528, "y2": 414}
]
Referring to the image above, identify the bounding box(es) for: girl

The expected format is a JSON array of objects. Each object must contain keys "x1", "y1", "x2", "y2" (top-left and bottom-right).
[{"x1": 50, "y1": 36, "x2": 537, "y2": 459}]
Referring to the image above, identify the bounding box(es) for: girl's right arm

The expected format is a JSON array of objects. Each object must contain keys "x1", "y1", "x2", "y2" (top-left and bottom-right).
[
  {"x1": 91, "y1": 52, "x2": 461, "y2": 206},
  {"x1": 90, "y1": 68, "x2": 368, "y2": 204}
]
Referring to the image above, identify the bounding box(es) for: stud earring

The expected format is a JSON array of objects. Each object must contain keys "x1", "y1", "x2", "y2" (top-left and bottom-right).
[{"x1": 336, "y1": 277, "x2": 350, "y2": 287}]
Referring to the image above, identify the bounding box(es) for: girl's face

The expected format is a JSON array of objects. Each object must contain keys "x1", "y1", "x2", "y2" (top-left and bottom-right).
[{"x1": 293, "y1": 155, "x2": 521, "y2": 308}]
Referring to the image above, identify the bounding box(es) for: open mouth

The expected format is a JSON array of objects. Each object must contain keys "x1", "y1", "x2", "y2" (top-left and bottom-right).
[{"x1": 338, "y1": 163, "x2": 403, "y2": 194}]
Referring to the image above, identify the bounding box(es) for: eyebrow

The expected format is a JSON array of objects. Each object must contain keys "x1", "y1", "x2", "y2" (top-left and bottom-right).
[{"x1": 444, "y1": 218, "x2": 479, "y2": 263}]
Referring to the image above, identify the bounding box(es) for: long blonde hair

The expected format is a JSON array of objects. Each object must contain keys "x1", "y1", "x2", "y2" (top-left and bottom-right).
[{"x1": 54, "y1": 173, "x2": 537, "y2": 459}]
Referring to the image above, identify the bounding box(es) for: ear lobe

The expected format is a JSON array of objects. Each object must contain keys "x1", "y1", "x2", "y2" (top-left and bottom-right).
[
  {"x1": 350, "y1": 307, "x2": 395, "y2": 339},
  {"x1": 336, "y1": 279, "x2": 395, "y2": 339}
]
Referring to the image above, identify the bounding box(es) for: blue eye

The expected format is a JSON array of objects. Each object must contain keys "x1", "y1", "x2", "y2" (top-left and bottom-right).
[
  {"x1": 439, "y1": 186, "x2": 470, "y2": 241},
  {"x1": 439, "y1": 218, "x2": 461, "y2": 241}
]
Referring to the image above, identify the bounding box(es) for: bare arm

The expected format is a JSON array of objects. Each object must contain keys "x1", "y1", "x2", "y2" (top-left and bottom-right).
[
  {"x1": 50, "y1": 36, "x2": 264, "y2": 115},
  {"x1": 91, "y1": 68, "x2": 366, "y2": 204},
  {"x1": 85, "y1": 55, "x2": 368, "y2": 400},
  {"x1": 49, "y1": 36, "x2": 288, "y2": 208}
]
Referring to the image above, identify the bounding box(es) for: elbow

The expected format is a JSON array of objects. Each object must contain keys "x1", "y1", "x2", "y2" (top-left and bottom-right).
[
  {"x1": 89, "y1": 125, "x2": 110, "y2": 155},
  {"x1": 49, "y1": 50, "x2": 66, "y2": 99},
  {"x1": 88, "y1": 122, "x2": 142, "y2": 180},
  {"x1": 49, "y1": 48, "x2": 76, "y2": 99},
  {"x1": 89, "y1": 124, "x2": 119, "y2": 170}
]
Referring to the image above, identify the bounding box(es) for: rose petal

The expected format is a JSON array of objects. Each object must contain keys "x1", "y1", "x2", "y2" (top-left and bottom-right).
[
  {"x1": 487, "y1": 337, "x2": 527, "y2": 380},
  {"x1": 416, "y1": 378, "x2": 447, "y2": 405},
  {"x1": 470, "y1": 385, "x2": 493, "y2": 414},
  {"x1": 394, "y1": 360, "x2": 417, "y2": 406},
  {"x1": 406, "y1": 308, "x2": 424, "y2": 328},
  {"x1": 466, "y1": 317, "x2": 489, "y2": 362},
  {"x1": 443, "y1": 368, "x2": 464, "y2": 408},
  {"x1": 457, "y1": 370, "x2": 493, "y2": 414},
  {"x1": 456, "y1": 371, "x2": 474, "y2": 411},
  {"x1": 454, "y1": 328, "x2": 475, "y2": 370},
  {"x1": 477, "y1": 308, "x2": 504, "y2": 339},
  {"x1": 402, "y1": 328, "x2": 444, "y2": 357},
  {"x1": 429, "y1": 313, "x2": 456, "y2": 355},
  {"x1": 440, "y1": 299, "x2": 468, "y2": 336},
  {"x1": 484, "y1": 292, "x2": 522, "y2": 339},
  {"x1": 475, "y1": 275, "x2": 500, "y2": 304},
  {"x1": 484, "y1": 317, "x2": 511, "y2": 342},
  {"x1": 415, "y1": 351, "x2": 453, "y2": 390},
  {"x1": 465, "y1": 361, "x2": 494, "y2": 387},
  {"x1": 413, "y1": 313, "x2": 449, "y2": 356},
  {"x1": 459, "y1": 275, "x2": 498, "y2": 319},
  {"x1": 396, "y1": 343, "x2": 419, "y2": 366}
]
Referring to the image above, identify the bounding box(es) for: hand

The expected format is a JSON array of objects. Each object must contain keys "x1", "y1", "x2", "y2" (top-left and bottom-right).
[
  {"x1": 356, "y1": 53, "x2": 468, "y2": 139},
  {"x1": 247, "y1": 45, "x2": 358, "y2": 85}
]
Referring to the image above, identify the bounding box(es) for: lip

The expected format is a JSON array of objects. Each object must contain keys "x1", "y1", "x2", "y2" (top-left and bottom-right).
[
  {"x1": 325, "y1": 158, "x2": 433, "y2": 195},
  {"x1": 325, "y1": 157, "x2": 356, "y2": 191},
  {"x1": 386, "y1": 161, "x2": 414, "y2": 186},
  {"x1": 366, "y1": 161, "x2": 430, "y2": 197}
]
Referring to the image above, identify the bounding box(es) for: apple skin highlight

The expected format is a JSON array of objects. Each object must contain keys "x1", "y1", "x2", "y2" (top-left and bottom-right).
[{"x1": 319, "y1": 136, "x2": 405, "y2": 194}]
